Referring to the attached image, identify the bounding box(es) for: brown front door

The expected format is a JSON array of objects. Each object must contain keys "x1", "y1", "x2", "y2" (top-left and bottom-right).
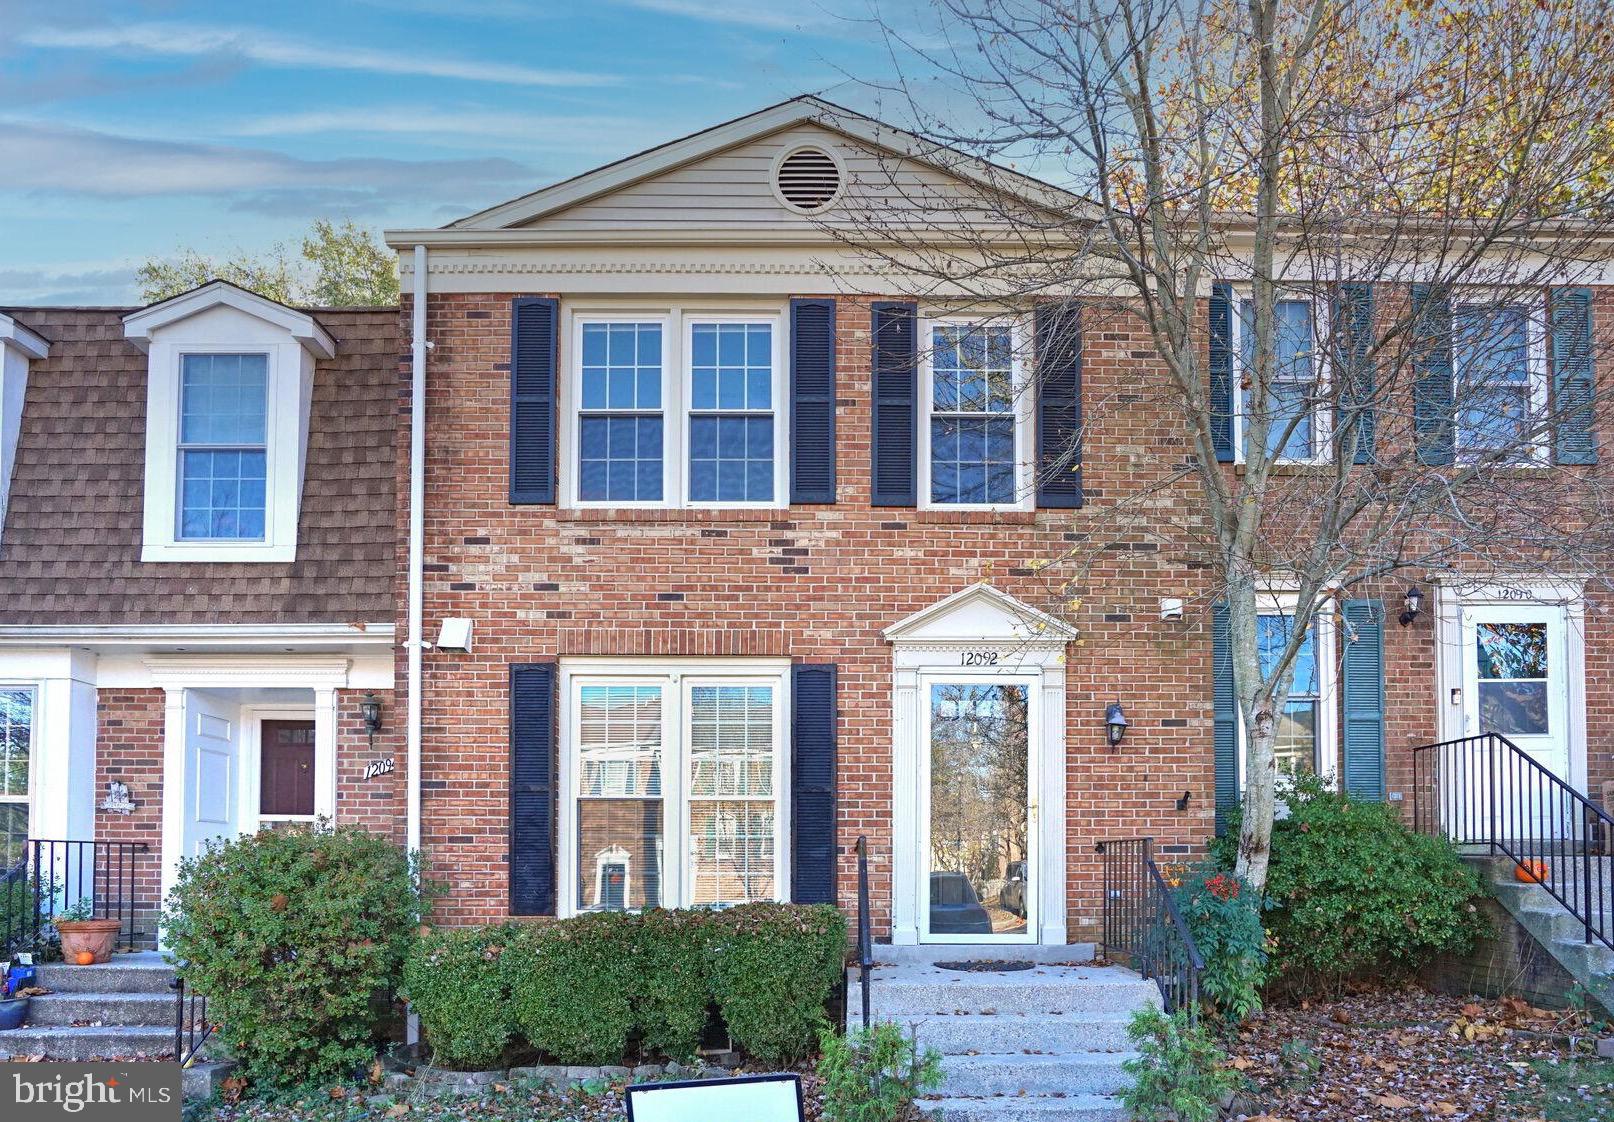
[{"x1": 260, "y1": 719, "x2": 316, "y2": 817}]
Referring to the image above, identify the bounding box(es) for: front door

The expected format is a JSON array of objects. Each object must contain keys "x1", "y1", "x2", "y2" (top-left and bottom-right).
[
  {"x1": 920, "y1": 677, "x2": 1036, "y2": 943},
  {"x1": 181, "y1": 691, "x2": 241, "y2": 863},
  {"x1": 259, "y1": 719, "x2": 317, "y2": 821},
  {"x1": 1459, "y1": 603, "x2": 1573, "y2": 836}
]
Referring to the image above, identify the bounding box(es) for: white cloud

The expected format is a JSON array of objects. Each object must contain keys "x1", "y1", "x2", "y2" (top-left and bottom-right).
[
  {"x1": 228, "y1": 107, "x2": 651, "y2": 150},
  {"x1": 614, "y1": 0, "x2": 854, "y2": 32},
  {"x1": 19, "y1": 22, "x2": 621, "y2": 88}
]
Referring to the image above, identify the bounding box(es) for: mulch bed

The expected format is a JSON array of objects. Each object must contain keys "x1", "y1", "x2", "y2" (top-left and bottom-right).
[{"x1": 1230, "y1": 988, "x2": 1611, "y2": 1122}]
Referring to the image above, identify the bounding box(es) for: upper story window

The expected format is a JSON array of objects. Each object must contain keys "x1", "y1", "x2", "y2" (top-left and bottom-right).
[
  {"x1": 920, "y1": 320, "x2": 1033, "y2": 510},
  {"x1": 1233, "y1": 294, "x2": 1328, "y2": 464},
  {"x1": 123, "y1": 281, "x2": 332, "y2": 564},
  {"x1": 178, "y1": 353, "x2": 268, "y2": 540},
  {"x1": 1452, "y1": 296, "x2": 1546, "y2": 461},
  {"x1": 564, "y1": 308, "x2": 785, "y2": 509}
]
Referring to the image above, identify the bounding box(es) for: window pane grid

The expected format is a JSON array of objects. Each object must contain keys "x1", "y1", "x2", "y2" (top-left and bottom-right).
[
  {"x1": 579, "y1": 322, "x2": 664, "y2": 502},
  {"x1": 177, "y1": 354, "x2": 268, "y2": 541},
  {"x1": 1258, "y1": 614, "x2": 1319, "y2": 775},
  {"x1": 689, "y1": 684, "x2": 775, "y2": 905},
  {"x1": 1238, "y1": 299, "x2": 1317, "y2": 460},
  {"x1": 930, "y1": 324, "x2": 1016, "y2": 505},
  {"x1": 689, "y1": 323, "x2": 774, "y2": 503},
  {"x1": 577, "y1": 685, "x2": 664, "y2": 911},
  {"x1": 0, "y1": 690, "x2": 32, "y2": 867},
  {"x1": 1454, "y1": 305, "x2": 1531, "y2": 454}
]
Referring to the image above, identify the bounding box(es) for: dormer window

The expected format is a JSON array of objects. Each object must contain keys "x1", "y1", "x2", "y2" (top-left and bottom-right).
[{"x1": 124, "y1": 281, "x2": 334, "y2": 563}]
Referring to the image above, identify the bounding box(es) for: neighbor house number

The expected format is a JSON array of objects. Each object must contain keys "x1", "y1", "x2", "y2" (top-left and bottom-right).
[{"x1": 960, "y1": 650, "x2": 1000, "y2": 666}]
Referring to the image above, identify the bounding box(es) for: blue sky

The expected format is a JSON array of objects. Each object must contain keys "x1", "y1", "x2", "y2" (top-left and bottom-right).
[{"x1": 0, "y1": 0, "x2": 908, "y2": 304}]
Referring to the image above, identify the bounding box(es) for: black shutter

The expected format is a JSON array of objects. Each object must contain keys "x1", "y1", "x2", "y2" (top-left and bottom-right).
[
  {"x1": 1411, "y1": 284, "x2": 1455, "y2": 466},
  {"x1": 790, "y1": 298, "x2": 838, "y2": 503},
  {"x1": 1333, "y1": 283, "x2": 1377, "y2": 464},
  {"x1": 1035, "y1": 301, "x2": 1084, "y2": 508},
  {"x1": 871, "y1": 302, "x2": 918, "y2": 506},
  {"x1": 510, "y1": 662, "x2": 557, "y2": 916},
  {"x1": 1550, "y1": 287, "x2": 1598, "y2": 465},
  {"x1": 1209, "y1": 283, "x2": 1235, "y2": 462},
  {"x1": 790, "y1": 664, "x2": 837, "y2": 905},
  {"x1": 510, "y1": 297, "x2": 559, "y2": 504}
]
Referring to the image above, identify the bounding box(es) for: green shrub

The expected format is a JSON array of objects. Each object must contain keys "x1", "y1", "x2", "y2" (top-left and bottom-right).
[
  {"x1": 817, "y1": 1023, "x2": 943, "y2": 1122},
  {"x1": 508, "y1": 911, "x2": 639, "y2": 1065},
  {"x1": 1120, "y1": 1007, "x2": 1239, "y2": 1122},
  {"x1": 403, "y1": 925, "x2": 519, "y2": 1069},
  {"x1": 1171, "y1": 864, "x2": 1266, "y2": 1024},
  {"x1": 1213, "y1": 774, "x2": 1488, "y2": 993},
  {"x1": 707, "y1": 903, "x2": 846, "y2": 1064},
  {"x1": 162, "y1": 822, "x2": 421, "y2": 1086},
  {"x1": 632, "y1": 908, "x2": 713, "y2": 1062}
]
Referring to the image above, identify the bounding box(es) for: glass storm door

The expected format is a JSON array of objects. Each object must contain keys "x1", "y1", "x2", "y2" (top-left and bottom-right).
[
  {"x1": 1460, "y1": 605, "x2": 1571, "y2": 839},
  {"x1": 921, "y1": 678, "x2": 1035, "y2": 943}
]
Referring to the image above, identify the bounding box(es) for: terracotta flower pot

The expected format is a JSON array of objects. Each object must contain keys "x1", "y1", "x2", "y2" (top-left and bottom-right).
[{"x1": 56, "y1": 918, "x2": 124, "y2": 964}]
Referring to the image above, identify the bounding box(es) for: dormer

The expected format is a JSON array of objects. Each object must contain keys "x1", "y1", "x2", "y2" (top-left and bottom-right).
[
  {"x1": 123, "y1": 281, "x2": 336, "y2": 563},
  {"x1": 0, "y1": 313, "x2": 49, "y2": 545}
]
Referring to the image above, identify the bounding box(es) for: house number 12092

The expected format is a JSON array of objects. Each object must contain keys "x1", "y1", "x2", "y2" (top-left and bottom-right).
[{"x1": 960, "y1": 650, "x2": 1000, "y2": 666}]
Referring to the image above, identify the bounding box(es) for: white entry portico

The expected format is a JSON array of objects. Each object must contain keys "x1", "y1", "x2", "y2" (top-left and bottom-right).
[{"x1": 884, "y1": 584, "x2": 1076, "y2": 947}]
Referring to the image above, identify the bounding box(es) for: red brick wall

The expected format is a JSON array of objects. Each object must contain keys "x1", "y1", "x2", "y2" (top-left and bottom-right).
[{"x1": 335, "y1": 687, "x2": 405, "y2": 843}]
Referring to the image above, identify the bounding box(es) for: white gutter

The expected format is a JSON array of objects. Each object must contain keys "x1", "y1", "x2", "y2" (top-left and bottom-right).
[{"x1": 407, "y1": 244, "x2": 427, "y2": 865}]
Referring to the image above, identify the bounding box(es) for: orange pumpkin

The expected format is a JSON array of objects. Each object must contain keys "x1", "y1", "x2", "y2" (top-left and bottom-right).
[
  {"x1": 75, "y1": 951, "x2": 96, "y2": 966},
  {"x1": 1514, "y1": 860, "x2": 1549, "y2": 884}
]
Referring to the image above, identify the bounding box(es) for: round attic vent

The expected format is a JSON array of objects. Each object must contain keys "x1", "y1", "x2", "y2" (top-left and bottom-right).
[{"x1": 773, "y1": 145, "x2": 844, "y2": 214}]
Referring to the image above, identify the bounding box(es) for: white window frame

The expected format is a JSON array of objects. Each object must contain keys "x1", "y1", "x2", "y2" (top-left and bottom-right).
[
  {"x1": 556, "y1": 657, "x2": 792, "y2": 916},
  {"x1": 0, "y1": 684, "x2": 36, "y2": 855},
  {"x1": 561, "y1": 306, "x2": 789, "y2": 510},
  {"x1": 918, "y1": 316, "x2": 1035, "y2": 511},
  {"x1": 1229, "y1": 287, "x2": 1332, "y2": 466},
  {"x1": 1450, "y1": 287, "x2": 1550, "y2": 465},
  {"x1": 173, "y1": 351, "x2": 271, "y2": 545},
  {"x1": 1235, "y1": 591, "x2": 1339, "y2": 789}
]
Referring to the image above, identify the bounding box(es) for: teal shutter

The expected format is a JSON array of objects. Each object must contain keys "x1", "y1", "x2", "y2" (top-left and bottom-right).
[
  {"x1": 1212, "y1": 603, "x2": 1238, "y2": 835},
  {"x1": 1550, "y1": 287, "x2": 1597, "y2": 465},
  {"x1": 1208, "y1": 284, "x2": 1234, "y2": 462},
  {"x1": 1411, "y1": 284, "x2": 1455, "y2": 466},
  {"x1": 790, "y1": 664, "x2": 838, "y2": 905},
  {"x1": 1333, "y1": 283, "x2": 1376, "y2": 464},
  {"x1": 1341, "y1": 600, "x2": 1386, "y2": 802}
]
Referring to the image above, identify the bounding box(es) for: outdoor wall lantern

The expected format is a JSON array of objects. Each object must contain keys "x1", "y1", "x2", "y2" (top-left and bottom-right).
[
  {"x1": 1105, "y1": 702, "x2": 1129, "y2": 748},
  {"x1": 360, "y1": 692, "x2": 384, "y2": 741},
  {"x1": 1399, "y1": 585, "x2": 1424, "y2": 627}
]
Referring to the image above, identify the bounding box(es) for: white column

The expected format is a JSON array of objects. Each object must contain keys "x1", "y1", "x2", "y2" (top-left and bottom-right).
[
  {"x1": 158, "y1": 686, "x2": 188, "y2": 913},
  {"x1": 890, "y1": 666, "x2": 920, "y2": 945},
  {"x1": 1038, "y1": 664, "x2": 1068, "y2": 946},
  {"x1": 314, "y1": 688, "x2": 339, "y2": 823}
]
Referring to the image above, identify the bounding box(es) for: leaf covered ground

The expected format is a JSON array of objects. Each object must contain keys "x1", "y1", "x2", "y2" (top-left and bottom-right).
[{"x1": 1230, "y1": 988, "x2": 1613, "y2": 1122}]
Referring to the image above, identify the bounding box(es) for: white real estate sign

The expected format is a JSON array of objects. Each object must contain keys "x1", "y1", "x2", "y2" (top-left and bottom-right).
[{"x1": 624, "y1": 1074, "x2": 802, "y2": 1122}]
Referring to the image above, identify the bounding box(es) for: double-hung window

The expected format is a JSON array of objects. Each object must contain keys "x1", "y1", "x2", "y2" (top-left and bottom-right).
[
  {"x1": 0, "y1": 688, "x2": 33, "y2": 867},
  {"x1": 569, "y1": 310, "x2": 784, "y2": 507},
  {"x1": 1233, "y1": 295, "x2": 1326, "y2": 463},
  {"x1": 1236, "y1": 597, "x2": 1338, "y2": 787},
  {"x1": 921, "y1": 320, "x2": 1030, "y2": 508},
  {"x1": 1452, "y1": 296, "x2": 1546, "y2": 461},
  {"x1": 177, "y1": 353, "x2": 268, "y2": 540},
  {"x1": 563, "y1": 660, "x2": 788, "y2": 913}
]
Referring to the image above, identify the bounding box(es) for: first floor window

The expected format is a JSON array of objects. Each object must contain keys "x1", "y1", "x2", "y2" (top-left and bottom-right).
[
  {"x1": 178, "y1": 353, "x2": 268, "y2": 540},
  {"x1": 567, "y1": 664, "x2": 785, "y2": 912},
  {"x1": 1256, "y1": 614, "x2": 1320, "y2": 776},
  {"x1": 0, "y1": 689, "x2": 32, "y2": 867},
  {"x1": 926, "y1": 322, "x2": 1019, "y2": 505}
]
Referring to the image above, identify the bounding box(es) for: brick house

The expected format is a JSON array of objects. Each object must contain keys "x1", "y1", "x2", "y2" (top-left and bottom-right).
[
  {"x1": 0, "y1": 286, "x2": 400, "y2": 945},
  {"x1": 379, "y1": 96, "x2": 1612, "y2": 950}
]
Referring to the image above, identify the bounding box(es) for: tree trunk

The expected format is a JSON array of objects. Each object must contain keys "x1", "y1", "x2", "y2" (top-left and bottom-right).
[{"x1": 1234, "y1": 699, "x2": 1279, "y2": 891}]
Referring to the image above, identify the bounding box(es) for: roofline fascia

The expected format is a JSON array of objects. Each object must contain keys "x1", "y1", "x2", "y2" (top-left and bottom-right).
[
  {"x1": 0, "y1": 622, "x2": 396, "y2": 648},
  {"x1": 0, "y1": 314, "x2": 50, "y2": 360},
  {"x1": 122, "y1": 280, "x2": 337, "y2": 359}
]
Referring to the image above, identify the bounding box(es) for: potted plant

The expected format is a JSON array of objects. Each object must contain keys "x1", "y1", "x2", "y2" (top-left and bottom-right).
[
  {"x1": 0, "y1": 961, "x2": 27, "y2": 1031},
  {"x1": 54, "y1": 900, "x2": 123, "y2": 965}
]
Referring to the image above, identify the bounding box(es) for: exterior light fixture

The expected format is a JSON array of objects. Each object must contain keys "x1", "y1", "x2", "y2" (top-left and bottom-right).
[
  {"x1": 1399, "y1": 586, "x2": 1424, "y2": 627},
  {"x1": 1105, "y1": 702, "x2": 1129, "y2": 748},
  {"x1": 360, "y1": 692, "x2": 384, "y2": 742}
]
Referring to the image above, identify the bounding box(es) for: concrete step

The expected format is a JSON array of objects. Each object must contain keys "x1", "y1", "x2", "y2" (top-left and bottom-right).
[
  {"x1": 0, "y1": 1025, "x2": 174, "y2": 1060},
  {"x1": 874, "y1": 1011, "x2": 1136, "y2": 1055},
  {"x1": 874, "y1": 944, "x2": 1098, "y2": 967},
  {"x1": 24, "y1": 992, "x2": 175, "y2": 1028},
  {"x1": 917, "y1": 1094, "x2": 1128, "y2": 1122},
  {"x1": 937, "y1": 1052, "x2": 1134, "y2": 1097},
  {"x1": 34, "y1": 953, "x2": 174, "y2": 995},
  {"x1": 855, "y1": 964, "x2": 1159, "y2": 1017}
]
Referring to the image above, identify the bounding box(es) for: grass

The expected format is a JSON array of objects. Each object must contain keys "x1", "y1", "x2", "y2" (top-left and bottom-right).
[{"x1": 1512, "y1": 1056, "x2": 1614, "y2": 1122}]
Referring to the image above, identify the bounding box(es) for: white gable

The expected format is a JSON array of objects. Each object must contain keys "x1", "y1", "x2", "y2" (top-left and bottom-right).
[{"x1": 883, "y1": 583, "x2": 1078, "y2": 645}]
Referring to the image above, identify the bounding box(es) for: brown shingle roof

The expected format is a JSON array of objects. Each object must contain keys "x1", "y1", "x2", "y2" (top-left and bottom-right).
[{"x1": 0, "y1": 307, "x2": 400, "y2": 625}]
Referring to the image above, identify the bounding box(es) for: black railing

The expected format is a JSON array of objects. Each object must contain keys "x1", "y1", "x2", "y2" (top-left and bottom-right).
[
  {"x1": 1095, "y1": 838, "x2": 1203, "y2": 1016},
  {"x1": 854, "y1": 835, "x2": 873, "y2": 1031},
  {"x1": 171, "y1": 971, "x2": 214, "y2": 1067},
  {"x1": 1414, "y1": 733, "x2": 1612, "y2": 951},
  {"x1": 1, "y1": 840, "x2": 153, "y2": 955}
]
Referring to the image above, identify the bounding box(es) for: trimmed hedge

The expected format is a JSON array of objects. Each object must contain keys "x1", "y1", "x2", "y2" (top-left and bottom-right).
[{"x1": 410, "y1": 903, "x2": 846, "y2": 1069}]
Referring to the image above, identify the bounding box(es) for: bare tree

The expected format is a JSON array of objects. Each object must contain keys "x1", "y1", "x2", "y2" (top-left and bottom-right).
[{"x1": 827, "y1": 0, "x2": 1614, "y2": 889}]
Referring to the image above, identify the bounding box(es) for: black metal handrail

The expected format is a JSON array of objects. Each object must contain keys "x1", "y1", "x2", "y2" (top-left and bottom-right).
[
  {"x1": 854, "y1": 835, "x2": 873, "y2": 1031},
  {"x1": 1, "y1": 840, "x2": 153, "y2": 955},
  {"x1": 1413, "y1": 733, "x2": 1612, "y2": 951},
  {"x1": 1095, "y1": 838, "x2": 1204, "y2": 1016},
  {"x1": 171, "y1": 970, "x2": 214, "y2": 1067}
]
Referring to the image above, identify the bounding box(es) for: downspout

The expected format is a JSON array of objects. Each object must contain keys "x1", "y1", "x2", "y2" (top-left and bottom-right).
[{"x1": 407, "y1": 244, "x2": 427, "y2": 864}]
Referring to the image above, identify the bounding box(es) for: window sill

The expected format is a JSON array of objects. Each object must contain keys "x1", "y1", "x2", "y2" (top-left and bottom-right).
[
  {"x1": 557, "y1": 507, "x2": 793, "y2": 524},
  {"x1": 141, "y1": 541, "x2": 298, "y2": 564}
]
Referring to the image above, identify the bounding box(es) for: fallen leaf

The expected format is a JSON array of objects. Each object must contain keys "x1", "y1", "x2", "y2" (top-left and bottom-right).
[{"x1": 1373, "y1": 1093, "x2": 1414, "y2": 1109}]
